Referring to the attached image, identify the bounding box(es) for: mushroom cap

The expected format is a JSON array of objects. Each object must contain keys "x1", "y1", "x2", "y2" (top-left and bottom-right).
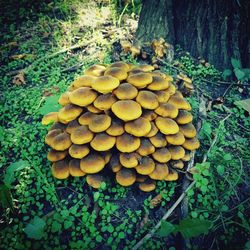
[
  {"x1": 104, "y1": 152, "x2": 112, "y2": 164},
  {"x1": 116, "y1": 168, "x2": 136, "y2": 186},
  {"x1": 168, "y1": 96, "x2": 191, "y2": 110},
  {"x1": 66, "y1": 119, "x2": 81, "y2": 134},
  {"x1": 116, "y1": 133, "x2": 141, "y2": 153},
  {"x1": 58, "y1": 104, "x2": 83, "y2": 124},
  {"x1": 182, "y1": 137, "x2": 200, "y2": 150},
  {"x1": 45, "y1": 129, "x2": 62, "y2": 146},
  {"x1": 87, "y1": 104, "x2": 102, "y2": 113},
  {"x1": 91, "y1": 75, "x2": 119, "y2": 93},
  {"x1": 47, "y1": 149, "x2": 68, "y2": 162},
  {"x1": 155, "y1": 103, "x2": 178, "y2": 118},
  {"x1": 88, "y1": 114, "x2": 111, "y2": 133},
  {"x1": 137, "y1": 138, "x2": 155, "y2": 156},
  {"x1": 166, "y1": 132, "x2": 185, "y2": 145},
  {"x1": 149, "y1": 133, "x2": 168, "y2": 148},
  {"x1": 155, "y1": 117, "x2": 179, "y2": 135},
  {"x1": 165, "y1": 83, "x2": 176, "y2": 95},
  {"x1": 70, "y1": 125, "x2": 94, "y2": 144},
  {"x1": 172, "y1": 91, "x2": 184, "y2": 98},
  {"x1": 165, "y1": 169, "x2": 178, "y2": 181},
  {"x1": 136, "y1": 91, "x2": 159, "y2": 110},
  {"x1": 72, "y1": 75, "x2": 97, "y2": 88},
  {"x1": 110, "y1": 61, "x2": 130, "y2": 71},
  {"x1": 86, "y1": 174, "x2": 105, "y2": 189},
  {"x1": 168, "y1": 146, "x2": 185, "y2": 160},
  {"x1": 104, "y1": 67, "x2": 128, "y2": 81},
  {"x1": 90, "y1": 133, "x2": 116, "y2": 151},
  {"x1": 141, "y1": 110, "x2": 158, "y2": 121},
  {"x1": 133, "y1": 64, "x2": 155, "y2": 72},
  {"x1": 113, "y1": 83, "x2": 138, "y2": 100},
  {"x1": 182, "y1": 151, "x2": 191, "y2": 161},
  {"x1": 145, "y1": 122, "x2": 159, "y2": 137},
  {"x1": 125, "y1": 117, "x2": 152, "y2": 137},
  {"x1": 93, "y1": 93, "x2": 117, "y2": 110},
  {"x1": 136, "y1": 174, "x2": 148, "y2": 183},
  {"x1": 170, "y1": 160, "x2": 184, "y2": 169},
  {"x1": 152, "y1": 148, "x2": 171, "y2": 163},
  {"x1": 135, "y1": 157, "x2": 155, "y2": 175},
  {"x1": 78, "y1": 111, "x2": 95, "y2": 125},
  {"x1": 149, "y1": 163, "x2": 169, "y2": 180},
  {"x1": 49, "y1": 122, "x2": 66, "y2": 131},
  {"x1": 151, "y1": 71, "x2": 167, "y2": 79},
  {"x1": 84, "y1": 65, "x2": 106, "y2": 77},
  {"x1": 119, "y1": 152, "x2": 140, "y2": 168},
  {"x1": 127, "y1": 73, "x2": 153, "y2": 87},
  {"x1": 58, "y1": 92, "x2": 70, "y2": 106},
  {"x1": 69, "y1": 87, "x2": 97, "y2": 107},
  {"x1": 69, "y1": 144, "x2": 90, "y2": 159},
  {"x1": 51, "y1": 160, "x2": 69, "y2": 179},
  {"x1": 42, "y1": 112, "x2": 58, "y2": 125},
  {"x1": 155, "y1": 90, "x2": 170, "y2": 103},
  {"x1": 175, "y1": 110, "x2": 193, "y2": 124},
  {"x1": 147, "y1": 76, "x2": 171, "y2": 91},
  {"x1": 69, "y1": 159, "x2": 86, "y2": 177},
  {"x1": 179, "y1": 123, "x2": 197, "y2": 138},
  {"x1": 139, "y1": 179, "x2": 156, "y2": 192},
  {"x1": 111, "y1": 100, "x2": 142, "y2": 121},
  {"x1": 106, "y1": 119, "x2": 125, "y2": 136},
  {"x1": 80, "y1": 153, "x2": 105, "y2": 173},
  {"x1": 51, "y1": 132, "x2": 72, "y2": 151},
  {"x1": 110, "y1": 156, "x2": 123, "y2": 172}
]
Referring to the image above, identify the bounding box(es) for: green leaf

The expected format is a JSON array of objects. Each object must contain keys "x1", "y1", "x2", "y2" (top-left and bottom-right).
[
  {"x1": 23, "y1": 216, "x2": 46, "y2": 240},
  {"x1": 96, "y1": 235, "x2": 102, "y2": 242},
  {"x1": 231, "y1": 58, "x2": 241, "y2": 69},
  {"x1": 64, "y1": 220, "x2": 73, "y2": 229},
  {"x1": 216, "y1": 165, "x2": 225, "y2": 175},
  {"x1": 118, "y1": 232, "x2": 125, "y2": 239},
  {"x1": 234, "y1": 99, "x2": 250, "y2": 114},
  {"x1": 157, "y1": 221, "x2": 176, "y2": 237},
  {"x1": 39, "y1": 95, "x2": 60, "y2": 115},
  {"x1": 176, "y1": 218, "x2": 212, "y2": 238},
  {"x1": 234, "y1": 68, "x2": 245, "y2": 80},
  {"x1": 222, "y1": 69, "x2": 232, "y2": 80},
  {"x1": 223, "y1": 153, "x2": 232, "y2": 161},
  {"x1": 51, "y1": 221, "x2": 62, "y2": 233},
  {"x1": 0, "y1": 184, "x2": 13, "y2": 209},
  {"x1": 93, "y1": 192, "x2": 100, "y2": 201}
]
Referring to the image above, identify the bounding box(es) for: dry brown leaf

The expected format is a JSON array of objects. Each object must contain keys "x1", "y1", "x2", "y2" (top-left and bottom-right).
[
  {"x1": 12, "y1": 72, "x2": 25, "y2": 85},
  {"x1": 150, "y1": 193, "x2": 162, "y2": 207},
  {"x1": 10, "y1": 54, "x2": 27, "y2": 60}
]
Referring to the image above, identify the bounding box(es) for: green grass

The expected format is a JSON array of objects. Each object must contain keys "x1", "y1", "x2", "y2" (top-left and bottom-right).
[{"x1": 0, "y1": 1, "x2": 249, "y2": 250}]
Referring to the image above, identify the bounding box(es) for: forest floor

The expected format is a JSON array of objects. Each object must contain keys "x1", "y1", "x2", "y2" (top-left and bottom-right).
[{"x1": 0, "y1": 1, "x2": 249, "y2": 250}]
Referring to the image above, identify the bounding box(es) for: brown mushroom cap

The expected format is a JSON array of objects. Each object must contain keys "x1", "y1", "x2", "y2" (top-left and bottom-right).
[
  {"x1": 119, "y1": 152, "x2": 140, "y2": 168},
  {"x1": 110, "y1": 156, "x2": 123, "y2": 173},
  {"x1": 166, "y1": 132, "x2": 185, "y2": 145},
  {"x1": 104, "y1": 152, "x2": 112, "y2": 164},
  {"x1": 70, "y1": 125, "x2": 94, "y2": 144},
  {"x1": 69, "y1": 87, "x2": 97, "y2": 107},
  {"x1": 51, "y1": 160, "x2": 69, "y2": 179},
  {"x1": 136, "y1": 90, "x2": 159, "y2": 110},
  {"x1": 87, "y1": 104, "x2": 102, "y2": 114},
  {"x1": 127, "y1": 72, "x2": 153, "y2": 87},
  {"x1": 165, "y1": 83, "x2": 176, "y2": 95},
  {"x1": 149, "y1": 163, "x2": 169, "y2": 180},
  {"x1": 133, "y1": 64, "x2": 155, "y2": 72},
  {"x1": 116, "y1": 133, "x2": 141, "y2": 153},
  {"x1": 145, "y1": 122, "x2": 159, "y2": 137},
  {"x1": 78, "y1": 111, "x2": 95, "y2": 125},
  {"x1": 58, "y1": 104, "x2": 83, "y2": 124},
  {"x1": 72, "y1": 75, "x2": 97, "y2": 88},
  {"x1": 182, "y1": 151, "x2": 191, "y2": 161},
  {"x1": 69, "y1": 144, "x2": 90, "y2": 159},
  {"x1": 84, "y1": 65, "x2": 106, "y2": 77},
  {"x1": 147, "y1": 76, "x2": 171, "y2": 91},
  {"x1": 182, "y1": 137, "x2": 200, "y2": 150},
  {"x1": 66, "y1": 119, "x2": 81, "y2": 134},
  {"x1": 155, "y1": 103, "x2": 179, "y2": 118},
  {"x1": 42, "y1": 112, "x2": 58, "y2": 125},
  {"x1": 91, "y1": 75, "x2": 119, "y2": 93},
  {"x1": 168, "y1": 96, "x2": 191, "y2": 110},
  {"x1": 139, "y1": 179, "x2": 156, "y2": 192},
  {"x1": 152, "y1": 148, "x2": 171, "y2": 163},
  {"x1": 69, "y1": 159, "x2": 86, "y2": 177},
  {"x1": 80, "y1": 153, "x2": 105, "y2": 173},
  {"x1": 179, "y1": 123, "x2": 197, "y2": 138},
  {"x1": 110, "y1": 61, "x2": 130, "y2": 71},
  {"x1": 47, "y1": 149, "x2": 68, "y2": 162},
  {"x1": 137, "y1": 138, "x2": 155, "y2": 156},
  {"x1": 136, "y1": 174, "x2": 148, "y2": 183},
  {"x1": 111, "y1": 100, "x2": 142, "y2": 121},
  {"x1": 51, "y1": 132, "x2": 72, "y2": 151},
  {"x1": 125, "y1": 117, "x2": 152, "y2": 137},
  {"x1": 149, "y1": 132, "x2": 168, "y2": 148},
  {"x1": 165, "y1": 169, "x2": 178, "y2": 181},
  {"x1": 116, "y1": 168, "x2": 136, "y2": 186},
  {"x1": 113, "y1": 83, "x2": 138, "y2": 100},
  {"x1": 155, "y1": 117, "x2": 179, "y2": 135},
  {"x1": 58, "y1": 92, "x2": 71, "y2": 106},
  {"x1": 168, "y1": 146, "x2": 185, "y2": 160},
  {"x1": 93, "y1": 93, "x2": 117, "y2": 110},
  {"x1": 49, "y1": 122, "x2": 66, "y2": 131},
  {"x1": 86, "y1": 174, "x2": 105, "y2": 189},
  {"x1": 88, "y1": 114, "x2": 111, "y2": 133},
  {"x1": 104, "y1": 67, "x2": 128, "y2": 81},
  {"x1": 170, "y1": 160, "x2": 184, "y2": 169},
  {"x1": 45, "y1": 129, "x2": 62, "y2": 146},
  {"x1": 106, "y1": 119, "x2": 125, "y2": 136},
  {"x1": 135, "y1": 157, "x2": 155, "y2": 175},
  {"x1": 155, "y1": 90, "x2": 171, "y2": 103},
  {"x1": 176, "y1": 110, "x2": 193, "y2": 124},
  {"x1": 90, "y1": 133, "x2": 116, "y2": 151}
]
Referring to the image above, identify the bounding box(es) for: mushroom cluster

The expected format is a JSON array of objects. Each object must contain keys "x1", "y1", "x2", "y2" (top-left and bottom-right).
[{"x1": 42, "y1": 62, "x2": 200, "y2": 192}]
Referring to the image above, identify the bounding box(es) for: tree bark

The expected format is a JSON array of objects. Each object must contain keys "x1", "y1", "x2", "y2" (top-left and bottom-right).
[{"x1": 136, "y1": 0, "x2": 250, "y2": 70}]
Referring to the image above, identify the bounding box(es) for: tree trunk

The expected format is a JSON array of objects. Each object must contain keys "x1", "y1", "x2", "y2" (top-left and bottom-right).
[{"x1": 136, "y1": 0, "x2": 250, "y2": 70}]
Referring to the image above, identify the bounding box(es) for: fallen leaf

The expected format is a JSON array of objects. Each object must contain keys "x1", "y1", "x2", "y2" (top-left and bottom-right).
[
  {"x1": 12, "y1": 72, "x2": 25, "y2": 85},
  {"x1": 9, "y1": 54, "x2": 27, "y2": 60},
  {"x1": 150, "y1": 194, "x2": 163, "y2": 207}
]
